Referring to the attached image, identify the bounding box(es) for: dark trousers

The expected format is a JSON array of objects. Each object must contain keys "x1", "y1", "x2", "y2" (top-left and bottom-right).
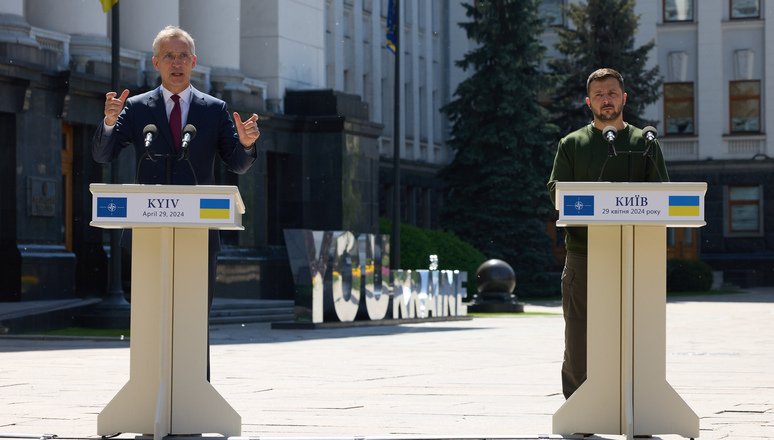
[{"x1": 561, "y1": 251, "x2": 588, "y2": 399}]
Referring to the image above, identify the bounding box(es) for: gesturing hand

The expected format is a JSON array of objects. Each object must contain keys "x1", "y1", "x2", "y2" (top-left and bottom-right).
[
  {"x1": 104, "y1": 89, "x2": 130, "y2": 126},
  {"x1": 234, "y1": 112, "x2": 261, "y2": 149}
]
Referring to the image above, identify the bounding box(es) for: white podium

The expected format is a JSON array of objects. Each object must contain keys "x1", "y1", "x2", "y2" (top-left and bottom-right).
[
  {"x1": 90, "y1": 184, "x2": 245, "y2": 440},
  {"x1": 552, "y1": 182, "x2": 706, "y2": 439}
]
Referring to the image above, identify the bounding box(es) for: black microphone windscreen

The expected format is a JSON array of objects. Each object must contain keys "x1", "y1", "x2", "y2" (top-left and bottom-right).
[
  {"x1": 183, "y1": 124, "x2": 197, "y2": 138},
  {"x1": 603, "y1": 125, "x2": 617, "y2": 141},
  {"x1": 643, "y1": 126, "x2": 657, "y2": 141}
]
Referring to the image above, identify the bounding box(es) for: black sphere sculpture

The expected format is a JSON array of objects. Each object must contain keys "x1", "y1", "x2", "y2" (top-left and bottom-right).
[{"x1": 468, "y1": 259, "x2": 524, "y2": 313}]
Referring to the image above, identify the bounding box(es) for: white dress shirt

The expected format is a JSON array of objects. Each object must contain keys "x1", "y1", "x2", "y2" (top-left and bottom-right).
[{"x1": 102, "y1": 85, "x2": 193, "y2": 135}]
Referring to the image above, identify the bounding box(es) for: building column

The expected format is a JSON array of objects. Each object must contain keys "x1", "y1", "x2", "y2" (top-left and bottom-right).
[
  {"x1": 765, "y1": 3, "x2": 774, "y2": 158},
  {"x1": 352, "y1": 0, "x2": 364, "y2": 97},
  {"x1": 633, "y1": 1, "x2": 659, "y2": 123},
  {"x1": 26, "y1": 0, "x2": 108, "y2": 74},
  {"x1": 696, "y1": 4, "x2": 724, "y2": 158},
  {"x1": 410, "y1": 0, "x2": 420, "y2": 161},
  {"x1": 181, "y1": 0, "x2": 238, "y2": 70},
  {"x1": 398, "y1": 0, "x2": 405, "y2": 159},
  {"x1": 0, "y1": 1, "x2": 39, "y2": 59},
  {"x1": 331, "y1": 0, "x2": 344, "y2": 91},
  {"x1": 241, "y1": 0, "x2": 324, "y2": 113},
  {"x1": 423, "y1": 0, "x2": 434, "y2": 163},
  {"x1": 26, "y1": 0, "x2": 106, "y2": 36},
  {"x1": 119, "y1": 0, "x2": 179, "y2": 55},
  {"x1": 0, "y1": 0, "x2": 23, "y2": 15},
  {"x1": 369, "y1": 0, "x2": 382, "y2": 123},
  {"x1": 181, "y1": 0, "x2": 242, "y2": 96}
]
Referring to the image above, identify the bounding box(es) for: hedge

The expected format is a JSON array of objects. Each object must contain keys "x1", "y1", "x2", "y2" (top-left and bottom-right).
[
  {"x1": 667, "y1": 258, "x2": 713, "y2": 292},
  {"x1": 379, "y1": 218, "x2": 486, "y2": 298}
]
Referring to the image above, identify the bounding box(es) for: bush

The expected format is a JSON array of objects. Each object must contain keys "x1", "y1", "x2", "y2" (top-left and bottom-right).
[
  {"x1": 667, "y1": 259, "x2": 713, "y2": 292},
  {"x1": 379, "y1": 218, "x2": 487, "y2": 299}
]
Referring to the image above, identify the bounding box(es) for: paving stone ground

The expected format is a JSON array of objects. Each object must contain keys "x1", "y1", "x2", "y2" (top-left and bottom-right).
[{"x1": 1, "y1": 289, "x2": 772, "y2": 440}]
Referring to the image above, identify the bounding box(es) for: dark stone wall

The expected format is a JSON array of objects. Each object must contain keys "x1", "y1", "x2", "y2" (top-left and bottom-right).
[
  {"x1": 0, "y1": 65, "x2": 79, "y2": 300},
  {"x1": 217, "y1": 90, "x2": 383, "y2": 300},
  {"x1": 669, "y1": 159, "x2": 774, "y2": 286},
  {"x1": 0, "y1": 46, "x2": 386, "y2": 304}
]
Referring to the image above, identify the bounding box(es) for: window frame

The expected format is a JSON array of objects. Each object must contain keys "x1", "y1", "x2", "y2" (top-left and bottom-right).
[
  {"x1": 730, "y1": 0, "x2": 760, "y2": 20},
  {"x1": 729, "y1": 80, "x2": 761, "y2": 134},
  {"x1": 663, "y1": 0, "x2": 694, "y2": 23},
  {"x1": 724, "y1": 185, "x2": 764, "y2": 237},
  {"x1": 539, "y1": 0, "x2": 566, "y2": 27},
  {"x1": 663, "y1": 81, "x2": 696, "y2": 136}
]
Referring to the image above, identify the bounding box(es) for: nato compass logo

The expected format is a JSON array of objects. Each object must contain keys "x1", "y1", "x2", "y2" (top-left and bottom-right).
[
  {"x1": 563, "y1": 195, "x2": 594, "y2": 216},
  {"x1": 97, "y1": 197, "x2": 128, "y2": 218}
]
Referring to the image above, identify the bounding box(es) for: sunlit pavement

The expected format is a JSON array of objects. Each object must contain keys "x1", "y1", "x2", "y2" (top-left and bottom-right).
[{"x1": 0, "y1": 289, "x2": 772, "y2": 440}]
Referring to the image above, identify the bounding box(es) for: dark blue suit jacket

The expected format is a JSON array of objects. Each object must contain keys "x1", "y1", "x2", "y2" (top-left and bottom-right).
[
  {"x1": 92, "y1": 86, "x2": 257, "y2": 185},
  {"x1": 92, "y1": 86, "x2": 257, "y2": 252}
]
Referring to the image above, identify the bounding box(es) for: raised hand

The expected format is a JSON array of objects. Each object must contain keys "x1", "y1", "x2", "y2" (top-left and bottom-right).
[
  {"x1": 104, "y1": 89, "x2": 130, "y2": 126},
  {"x1": 233, "y1": 112, "x2": 261, "y2": 148}
]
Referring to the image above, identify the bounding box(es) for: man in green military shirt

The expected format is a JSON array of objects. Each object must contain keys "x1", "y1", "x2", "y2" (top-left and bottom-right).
[{"x1": 547, "y1": 68, "x2": 669, "y2": 399}]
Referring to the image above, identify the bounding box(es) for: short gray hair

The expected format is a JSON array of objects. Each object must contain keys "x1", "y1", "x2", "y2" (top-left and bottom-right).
[{"x1": 152, "y1": 25, "x2": 196, "y2": 56}]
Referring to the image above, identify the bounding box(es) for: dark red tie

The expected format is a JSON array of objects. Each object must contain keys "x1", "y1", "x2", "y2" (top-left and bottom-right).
[{"x1": 170, "y1": 94, "x2": 182, "y2": 151}]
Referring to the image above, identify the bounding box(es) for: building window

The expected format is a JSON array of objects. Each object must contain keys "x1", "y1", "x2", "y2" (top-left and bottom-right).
[
  {"x1": 729, "y1": 80, "x2": 760, "y2": 133},
  {"x1": 664, "y1": 82, "x2": 694, "y2": 135},
  {"x1": 731, "y1": 0, "x2": 760, "y2": 19},
  {"x1": 725, "y1": 185, "x2": 763, "y2": 236},
  {"x1": 539, "y1": 0, "x2": 564, "y2": 27},
  {"x1": 664, "y1": 0, "x2": 693, "y2": 22}
]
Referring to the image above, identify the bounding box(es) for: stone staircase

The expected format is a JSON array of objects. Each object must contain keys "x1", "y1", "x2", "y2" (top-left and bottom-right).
[
  {"x1": 0, "y1": 298, "x2": 296, "y2": 334},
  {"x1": 208, "y1": 298, "x2": 295, "y2": 325}
]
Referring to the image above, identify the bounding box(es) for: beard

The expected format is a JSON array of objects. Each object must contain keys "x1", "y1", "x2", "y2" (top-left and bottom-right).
[{"x1": 592, "y1": 104, "x2": 623, "y2": 122}]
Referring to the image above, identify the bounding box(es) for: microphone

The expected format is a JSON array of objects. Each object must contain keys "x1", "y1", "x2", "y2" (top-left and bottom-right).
[
  {"x1": 603, "y1": 125, "x2": 618, "y2": 158},
  {"x1": 136, "y1": 124, "x2": 159, "y2": 183},
  {"x1": 642, "y1": 125, "x2": 657, "y2": 157},
  {"x1": 596, "y1": 126, "x2": 618, "y2": 181},
  {"x1": 143, "y1": 124, "x2": 157, "y2": 148},
  {"x1": 179, "y1": 124, "x2": 198, "y2": 185},
  {"x1": 641, "y1": 126, "x2": 664, "y2": 182},
  {"x1": 181, "y1": 124, "x2": 197, "y2": 156},
  {"x1": 643, "y1": 125, "x2": 657, "y2": 143}
]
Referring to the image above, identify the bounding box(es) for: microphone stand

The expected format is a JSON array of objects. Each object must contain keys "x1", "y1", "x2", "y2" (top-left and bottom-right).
[
  {"x1": 166, "y1": 154, "x2": 172, "y2": 185},
  {"x1": 643, "y1": 140, "x2": 665, "y2": 182},
  {"x1": 179, "y1": 149, "x2": 199, "y2": 185},
  {"x1": 596, "y1": 140, "x2": 618, "y2": 182},
  {"x1": 135, "y1": 147, "x2": 156, "y2": 184},
  {"x1": 597, "y1": 150, "x2": 665, "y2": 182}
]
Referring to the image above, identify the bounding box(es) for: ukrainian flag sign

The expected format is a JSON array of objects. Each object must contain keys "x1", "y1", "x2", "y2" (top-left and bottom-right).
[
  {"x1": 554, "y1": 182, "x2": 706, "y2": 226},
  {"x1": 668, "y1": 195, "x2": 700, "y2": 217},
  {"x1": 200, "y1": 198, "x2": 230, "y2": 219}
]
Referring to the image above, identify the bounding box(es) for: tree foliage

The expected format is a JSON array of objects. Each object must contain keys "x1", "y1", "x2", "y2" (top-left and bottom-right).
[
  {"x1": 439, "y1": 0, "x2": 557, "y2": 294},
  {"x1": 548, "y1": 0, "x2": 661, "y2": 136}
]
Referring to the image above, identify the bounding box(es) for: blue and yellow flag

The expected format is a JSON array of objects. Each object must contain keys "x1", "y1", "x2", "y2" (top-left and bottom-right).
[
  {"x1": 200, "y1": 198, "x2": 230, "y2": 219},
  {"x1": 668, "y1": 195, "x2": 700, "y2": 216},
  {"x1": 100, "y1": 0, "x2": 117, "y2": 13},
  {"x1": 386, "y1": 0, "x2": 397, "y2": 54}
]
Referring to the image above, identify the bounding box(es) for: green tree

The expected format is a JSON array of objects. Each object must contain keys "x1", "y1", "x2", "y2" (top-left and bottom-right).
[
  {"x1": 549, "y1": 0, "x2": 661, "y2": 136},
  {"x1": 439, "y1": 0, "x2": 557, "y2": 294}
]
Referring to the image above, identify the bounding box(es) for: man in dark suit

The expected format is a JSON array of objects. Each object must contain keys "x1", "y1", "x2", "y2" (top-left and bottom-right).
[
  {"x1": 94, "y1": 25, "x2": 259, "y2": 184},
  {"x1": 92, "y1": 26, "x2": 260, "y2": 375}
]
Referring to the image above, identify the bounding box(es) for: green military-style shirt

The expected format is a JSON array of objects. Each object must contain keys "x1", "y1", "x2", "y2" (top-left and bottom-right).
[{"x1": 547, "y1": 123, "x2": 670, "y2": 254}]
